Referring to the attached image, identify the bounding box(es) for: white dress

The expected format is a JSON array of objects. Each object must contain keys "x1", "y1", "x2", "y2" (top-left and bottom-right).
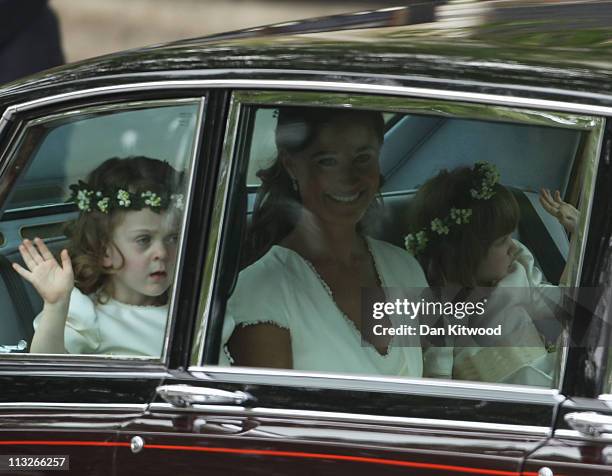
[
  {"x1": 452, "y1": 240, "x2": 562, "y2": 386},
  {"x1": 33, "y1": 288, "x2": 168, "y2": 357},
  {"x1": 223, "y1": 237, "x2": 431, "y2": 377}
]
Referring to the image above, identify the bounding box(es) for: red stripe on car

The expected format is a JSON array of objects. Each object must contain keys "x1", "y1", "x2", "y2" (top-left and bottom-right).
[{"x1": 0, "y1": 440, "x2": 539, "y2": 475}]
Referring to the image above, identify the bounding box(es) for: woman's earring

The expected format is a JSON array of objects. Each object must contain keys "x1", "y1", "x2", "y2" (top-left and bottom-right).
[{"x1": 291, "y1": 177, "x2": 299, "y2": 192}]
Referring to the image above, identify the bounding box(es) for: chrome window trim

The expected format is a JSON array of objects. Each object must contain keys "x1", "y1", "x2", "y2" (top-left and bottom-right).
[
  {"x1": 5, "y1": 203, "x2": 76, "y2": 215},
  {"x1": 194, "y1": 88, "x2": 603, "y2": 396},
  {"x1": 163, "y1": 97, "x2": 206, "y2": 365},
  {"x1": 0, "y1": 370, "x2": 169, "y2": 378},
  {"x1": 574, "y1": 120, "x2": 606, "y2": 285},
  {"x1": 148, "y1": 402, "x2": 551, "y2": 437},
  {"x1": 189, "y1": 366, "x2": 563, "y2": 404},
  {"x1": 0, "y1": 112, "x2": 10, "y2": 139},
  {"x1": 26, "y1": 98, "x2": 200, "y2": 126},
  {"x1": 0, "y1": 96, "x2": 205, "y2": 365},
  {"x1": 0, "y1": 122, "x2": 27, "y2": 206},
  {"x1": 0, "y1": 402, "x2": 148, "y2": 411},
  {"x1": 3, "y1": 80, "x2": 612, "y2": 119},
  {"x1": 233, "y1": 90, "x2": 601, "y2": 129},
  {"x1": 191, "y1": 95, "x2": 241, "y2": 365},
  {"x1": 554, "y1": 428, "x2": 612, "y2": 442},
  {"x1": 0, "y1": 352, "x2": 162, "y2": 362},
  {"x1": 555, "y1": 118, "x2": 606, "y2": 393}
]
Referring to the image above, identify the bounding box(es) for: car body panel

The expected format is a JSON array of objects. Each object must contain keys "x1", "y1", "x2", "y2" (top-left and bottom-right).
[
  {"x1": 1, "y1": 1, "x2": 612, "y2": 474},
  {"x1": 0, "y1": 371, "x2": 164, "y2": 475},
  {"x1": 3, "y1": 2, "x2": 612, "y2": 108},
  {"x1": 113, "y1": 370, "x2": 559, "y2": 475}
]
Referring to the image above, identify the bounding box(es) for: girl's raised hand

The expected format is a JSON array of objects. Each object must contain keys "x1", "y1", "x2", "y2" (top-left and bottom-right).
[
  {"x1": 539, "y1": 188, "x2": 579, "y2": 234},
  {"x1": 12, "y1": 238, "x2": 74, "y2": 305}
]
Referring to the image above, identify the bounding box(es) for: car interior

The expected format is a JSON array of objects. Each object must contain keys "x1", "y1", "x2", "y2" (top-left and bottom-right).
[
  {"x1": 0, "y1": 102, "x2": 199, "y2": 353},
  {"x1": 201, "y1": 100, "x2": 605, "y2": 388},
  {"x1": 0, "y1": 100, "x2": 596, "y2": 385},
  {"x1": 245, "y1": 107, "x2": 581, "y2": 281}
]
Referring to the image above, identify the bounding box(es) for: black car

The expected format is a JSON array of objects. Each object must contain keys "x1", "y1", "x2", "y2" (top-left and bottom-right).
[{"x1": 1, "y1": 1, "x2": 612, "y2": 475}]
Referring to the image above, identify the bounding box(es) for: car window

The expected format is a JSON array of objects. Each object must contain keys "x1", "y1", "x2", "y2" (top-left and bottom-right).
[
  {"x1": 201, "y1": 91, "x2": 603, "y2": 390},
  {"x1": 6, "y1": 103, "x2": 198, "y2": 210},
  {"x1": 0, "y1": 99, "x2": 202, "y2": 360}
]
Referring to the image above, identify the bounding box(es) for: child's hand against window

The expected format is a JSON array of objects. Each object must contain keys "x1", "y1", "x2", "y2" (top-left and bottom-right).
[
  {"x1": 539, "y1": 188, "x2": 579, "y2": 234},
  {"x1": 13, "y1": 237, "x2": 74, "y2": 305}
]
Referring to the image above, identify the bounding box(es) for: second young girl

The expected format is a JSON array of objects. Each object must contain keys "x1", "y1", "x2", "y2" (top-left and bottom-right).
[
  {"x1": 13, "y1": 156, "x2": 184, "y2": 357},
  {"x1": 406, "y1": 162, "x2": 576, "y2": 385}
]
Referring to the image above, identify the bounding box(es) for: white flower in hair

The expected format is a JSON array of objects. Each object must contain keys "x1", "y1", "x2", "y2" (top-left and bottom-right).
[
  {"x1": 404, "y1": 162, "x2": 500, "y2": 256},
  {"x1": 450, "y1": 207, "x2": 472, "y2": 224},
  {"x1": 469, "y1": 161, "x2": 499, "y2": 200},
  {"x1": 170, "y1": 193, "x2": 184, "y2": 210},
  {"x1": 117, "y1": 189, "x2": 131, "y2": 207},
  {"x1": 76, "y1": 189, "x2": 93, "y2": 212},
  {"x1": 97, "y1": 197, "x2": 110, "y2": 213},
  {"x1": 141, "y1": 191, "x2": 161, "y2": 207},
  {"x1": 404, "y1": 230, "x2": 428, "y2": 255},
  {"x1": 431, "y1": 218, "x2": 450, "y2": 235}
]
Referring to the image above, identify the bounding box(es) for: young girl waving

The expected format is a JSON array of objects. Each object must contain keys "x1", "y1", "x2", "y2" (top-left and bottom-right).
[
  {"x1": 13, "y1": 156, "x2": 184, "y2": 357},
  {"x1": 406, "y1": 162, "x2": 577, "y2": 385}
]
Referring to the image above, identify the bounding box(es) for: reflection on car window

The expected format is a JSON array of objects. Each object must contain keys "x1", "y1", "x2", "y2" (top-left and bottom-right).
[
  {"x1": 213, "y1": 98, "x2": 601, "y2": 389},
  {"x1": 0, "y1": 101, "x2": 200, "y2": 359}
]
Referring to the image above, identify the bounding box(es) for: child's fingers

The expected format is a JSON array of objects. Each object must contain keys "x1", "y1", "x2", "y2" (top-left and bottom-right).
[
  {"x1": 553, "y1": 190, "x2": 563, "y2": 204},
  {"x1": 539, "y1": 190, "x2": 557, "y2": 214},
  {"x1": 34, "y1": 237, "x2": 54, "y2": 262},
  {"x1": 60, "y1": 249, "x2": 73, "y2": 272},
  {"x1": 544, "y1": 190, "x2": 557, "y2": 207},
  {"x1": 546, "y1": 191, "x2": 562, "y2": 211},
  {"x1": 538, "y1": 196, "x2": 550, "y2": 213},
  {"x1": 18, "y1": 242, "x2": 38, "y2": 270},
  {"x1": 12, "y1": 262, "x2": 33, "y2": 281},
  {"x1": 539, "y1": 188, "x2": 553, "y2": 206},
  {"x1": 23, "y1": 239, "x2": 43, "y2": 265}
]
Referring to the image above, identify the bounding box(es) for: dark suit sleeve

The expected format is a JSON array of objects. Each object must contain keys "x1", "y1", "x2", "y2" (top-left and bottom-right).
[{"x1": 0, "y1": 0, "x2": 65, "y2": 84}]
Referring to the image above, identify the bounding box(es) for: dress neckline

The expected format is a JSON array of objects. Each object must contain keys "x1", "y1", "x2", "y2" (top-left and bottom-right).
[
  {"x1": 106, "y1": 297, "x2": 168, "y2": 310},
  {"x1": 273, "y1": 237, "x2": 393, "y2": 358}
]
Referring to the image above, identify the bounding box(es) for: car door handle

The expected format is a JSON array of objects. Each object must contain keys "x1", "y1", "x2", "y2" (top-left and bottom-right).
[
  {"x1": 156, "y1": 384, "x2": 254, "y2": 408},
  {"x1": 0, "y1": 340, "x2": 27, "y2": 353},
  {"x1": 564, "y1": 411, "x2": 612, "y2": 437}
]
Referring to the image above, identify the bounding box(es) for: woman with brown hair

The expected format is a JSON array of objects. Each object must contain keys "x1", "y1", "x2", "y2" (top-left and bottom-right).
[{"x1": 225, "y1": 106, "x2": 431, "y2": 376}]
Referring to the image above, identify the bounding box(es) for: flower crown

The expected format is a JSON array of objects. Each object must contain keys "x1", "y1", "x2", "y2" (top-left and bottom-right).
[
  {"x1": 68, "y1": 180, "x2": 184, "y2": 214},
  {"x1": 404, "y1": 161, "x2": 500, "y2": 256}
]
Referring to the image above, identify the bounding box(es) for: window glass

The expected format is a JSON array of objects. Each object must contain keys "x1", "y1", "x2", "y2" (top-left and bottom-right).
[
  {"x1": 211, "y1": 94, "x2": 602, "y2": 389},
  {"x1": 7, "y1": 104, "x2": 197, "y2": 210},
  {"x1": 0, "y1": 100, "x2": 200, "y2": 359}
]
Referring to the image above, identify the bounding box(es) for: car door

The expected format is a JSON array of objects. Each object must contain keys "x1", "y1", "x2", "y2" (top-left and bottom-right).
[
  {"x1": 113, "y1": 87, "x2": 606, "y2": 475},
  {"x1": 522, "y1": 122, "x2": 612, "y2": 475},
  {"x1": 0, "y1": 86, "x2": 206, "y2": 475}
]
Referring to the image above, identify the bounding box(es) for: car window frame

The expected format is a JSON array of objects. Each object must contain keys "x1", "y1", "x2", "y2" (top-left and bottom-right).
[
  {"x1": 0, "y1": 91, "x2": 206, "y2": 367},
  {"x1": 193, "y1": 88, "x2": 606, "y2": 398}
]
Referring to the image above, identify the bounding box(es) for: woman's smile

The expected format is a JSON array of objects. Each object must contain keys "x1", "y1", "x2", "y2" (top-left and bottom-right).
[
  {"x1": 326, "y1": 190, "x2": 364, "y2": 204},
  {"x1": 284, "y1": 117, "x2": 382, "y2": 227}
]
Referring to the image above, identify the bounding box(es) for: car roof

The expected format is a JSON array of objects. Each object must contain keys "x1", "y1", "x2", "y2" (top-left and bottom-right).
[{"x1": 3, "y1": 0, "x2": 612, "y2": 107}]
